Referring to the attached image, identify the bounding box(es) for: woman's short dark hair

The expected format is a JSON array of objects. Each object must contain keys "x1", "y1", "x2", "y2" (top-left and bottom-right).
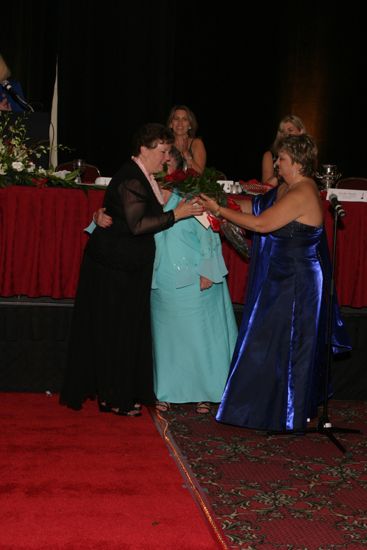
[
  {"x1": 132, "y1": 123, "x2": 174, "y2": 156},
  {"x1": 277, "y1": 134, "x2": 318, "y2": 177}
]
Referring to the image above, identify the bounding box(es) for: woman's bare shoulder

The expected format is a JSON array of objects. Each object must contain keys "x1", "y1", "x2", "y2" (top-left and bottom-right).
[
  {"x1": 262, "y1": 150, "x2": 273, "y2": 161},
  {"x1": 192, "y1": 136, "x2": 205, "y2": 147}
]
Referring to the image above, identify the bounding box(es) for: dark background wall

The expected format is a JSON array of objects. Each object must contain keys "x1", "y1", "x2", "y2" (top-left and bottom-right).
[
  {"x1": 2, "y1": 1, "x2": 366, "y2": 180},
  {"x1": 1, "y1": 1, "x2": 366, "y2": 399}
]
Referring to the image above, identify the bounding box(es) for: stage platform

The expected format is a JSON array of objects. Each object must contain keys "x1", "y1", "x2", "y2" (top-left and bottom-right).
[{"x1": 0, "y1": 298, "x2": 366, "y2": 399}]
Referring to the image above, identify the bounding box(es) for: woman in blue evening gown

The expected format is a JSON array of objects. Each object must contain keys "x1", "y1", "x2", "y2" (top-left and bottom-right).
[{"x1": 200, "y1": 134, "x2": 350, "y2": 432}]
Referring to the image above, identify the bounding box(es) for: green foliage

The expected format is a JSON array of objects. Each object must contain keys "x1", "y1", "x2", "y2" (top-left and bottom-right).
[
  {"x1": 0, "y1": 112, "x2": 80, "y2": 188},
  {"x1": 160, "y1": 166, "x2": 228, "y2": 205}
]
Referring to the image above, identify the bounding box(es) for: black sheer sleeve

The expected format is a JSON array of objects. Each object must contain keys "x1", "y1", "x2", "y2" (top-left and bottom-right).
[{"x1": 119, "y1": 178, "x2": 174, "y2": 235}]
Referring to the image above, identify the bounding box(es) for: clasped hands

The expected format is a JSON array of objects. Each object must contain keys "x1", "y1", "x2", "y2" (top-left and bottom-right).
[
  {"x1": 198, "y1": 194, "x2": 221, "y2": 216},
  {"x1": 175, "y1": 135, "x2": 191, "y2": 160},
  {"x1": 176, "y1": 194, "x2": 222, "y2": 221},
  {"x1": 173, "y1": 197, "x2": 204, "y2": 220},
  {"x1": 93, "y1": 198, "x2": 205, "y2": 227}
]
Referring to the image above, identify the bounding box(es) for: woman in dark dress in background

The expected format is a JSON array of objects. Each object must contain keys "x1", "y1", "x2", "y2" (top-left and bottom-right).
[
  {"x1": 200, "y1": 134, "x2": 350, "y2": 433},
  {"x1": 60, "y1": 123, "x2": 203, "y2": 416}
]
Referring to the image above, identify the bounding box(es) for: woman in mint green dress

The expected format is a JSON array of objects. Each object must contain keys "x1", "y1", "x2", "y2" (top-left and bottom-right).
[{"x1": 152, "y1": 148, "x2": 238, "y2": 414}]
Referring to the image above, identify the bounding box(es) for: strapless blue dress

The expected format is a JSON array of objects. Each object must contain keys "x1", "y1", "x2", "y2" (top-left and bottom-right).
[{"x1": 216, "y1": 189, "x2": 351, "y2": 432}]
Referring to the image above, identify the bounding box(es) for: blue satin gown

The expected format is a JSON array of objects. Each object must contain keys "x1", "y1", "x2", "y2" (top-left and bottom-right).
[{"x1": 216, "y1": 189, "x2": 351, "y2": 432}]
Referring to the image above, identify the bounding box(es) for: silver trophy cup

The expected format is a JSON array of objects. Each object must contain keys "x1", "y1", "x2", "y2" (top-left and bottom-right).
[{"x1": 316, "y1": 164, "x2": 342, "y2": 189}]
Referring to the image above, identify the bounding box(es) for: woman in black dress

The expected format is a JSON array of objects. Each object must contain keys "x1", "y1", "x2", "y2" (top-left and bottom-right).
[{"x1": 60, "y1": 123, "x2": 202, "y2": 416}]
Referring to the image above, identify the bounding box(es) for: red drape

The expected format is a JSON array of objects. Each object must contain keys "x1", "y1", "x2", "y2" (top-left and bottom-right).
[
  {"x1": 222, "y1": 198, "x2": 367, "y2": 307},
  {"x1": 0, "y1": 187, "x2": 366, "y2": 307},
  {"x1": 0, "y1": 187, "x2": 104, "y2": 298}
]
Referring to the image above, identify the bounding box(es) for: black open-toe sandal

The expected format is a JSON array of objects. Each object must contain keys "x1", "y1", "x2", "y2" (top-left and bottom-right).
[
  {"x1": 113, "y1": 408, "x2": 142, "y2": 417},
  {"x1": 99, "y1": 401, "x2": 142, "y2": 416}
]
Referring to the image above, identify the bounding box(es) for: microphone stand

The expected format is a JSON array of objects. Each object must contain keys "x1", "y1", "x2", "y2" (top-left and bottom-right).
[
  {"x1": 13, "y1": 94, "x2": 34, "y2": 113},
  {"x1": 1, "y1": 82, "x2": 34, "y2": 112},
  {"x1": 305, "y1": 201, "x2": 360, "y2": 454}
]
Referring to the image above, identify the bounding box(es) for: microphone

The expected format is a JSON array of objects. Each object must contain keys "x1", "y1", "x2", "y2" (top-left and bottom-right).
[
  {"x1": 329, "y1": 193, "x2": 346, "y2": 217},
  {"x1": 1, "y1": 79, "x2": 34, "y2": 112}
]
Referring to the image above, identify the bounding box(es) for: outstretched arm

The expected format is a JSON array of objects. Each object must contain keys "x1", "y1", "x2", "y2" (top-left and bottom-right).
[{"x1": 200, "y1": 184, "x2": 319, "y2": 233}]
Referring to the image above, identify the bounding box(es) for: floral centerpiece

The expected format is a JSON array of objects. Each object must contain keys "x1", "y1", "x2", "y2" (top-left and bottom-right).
[
  {"x1": 0, "y1": 112, "x2": 81, "y2": 188},
  {"x1": 157, "y1": 166, "x2": 250, "y2": 260}
]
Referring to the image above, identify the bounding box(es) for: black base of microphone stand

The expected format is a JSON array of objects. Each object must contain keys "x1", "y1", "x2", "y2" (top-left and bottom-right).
[
  {"x1": 305, "y1": 417, "x2": 361, "y2": 455},
  {"x1": 266, "y1": 417, "x2": 361, "y2": 455},
  {"x1": 267, "y1": 203, "x2": 362, "y2": 455}
]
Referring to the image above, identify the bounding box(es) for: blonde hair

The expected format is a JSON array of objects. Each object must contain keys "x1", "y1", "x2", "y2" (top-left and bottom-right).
[
  {"x1": 0, "y1": 54, "x2": 11, "y2": 82},
  {"x1": 278, "y1": 114, "x2": 306, "y2": 134},
  {"x1": 271, "y1": 114, "x2": 306, "y2": 154}
]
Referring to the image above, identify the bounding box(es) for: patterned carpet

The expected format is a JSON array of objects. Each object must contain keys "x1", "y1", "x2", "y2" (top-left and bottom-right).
[{"x1": 154, "y1": 401, "x2": 367, "y2": 549}]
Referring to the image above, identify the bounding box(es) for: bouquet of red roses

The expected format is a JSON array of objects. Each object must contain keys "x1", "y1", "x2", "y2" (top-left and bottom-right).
[
  {"x1": 161, "y1": 166, "x2": 226, "y2": 204},
  {"x1": 159, "y1": 167, "x2": 250, "y2": 260}
]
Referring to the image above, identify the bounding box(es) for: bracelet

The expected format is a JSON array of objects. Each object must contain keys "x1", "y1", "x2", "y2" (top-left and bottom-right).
[{"x1": 214, "y1": 207, "x2": 221, "y2": 217}]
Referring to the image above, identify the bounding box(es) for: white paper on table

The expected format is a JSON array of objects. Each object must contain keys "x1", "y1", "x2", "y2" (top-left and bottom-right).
[
  {"x1": 217, "y1": 180, "x2": 234, "y2": 193},
  {"x1": 326, "y1": 188, "x2": 367, "y2": 202},
  {"x1": 95, "y1": 177, "x2": 112, "y2": 186}
]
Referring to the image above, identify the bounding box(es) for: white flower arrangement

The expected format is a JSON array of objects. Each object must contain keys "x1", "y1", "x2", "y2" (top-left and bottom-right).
[{"x1": 0, "y1": 112, "x2": 79, "y2": 188}]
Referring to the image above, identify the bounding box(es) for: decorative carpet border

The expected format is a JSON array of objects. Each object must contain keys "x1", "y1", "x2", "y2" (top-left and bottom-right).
[
  {"x1": 150, "y1": 407, "x2": 229, "y2": 549},
  {"x1": 149, "y1": 402, "x2": 367, "y2": 548}
]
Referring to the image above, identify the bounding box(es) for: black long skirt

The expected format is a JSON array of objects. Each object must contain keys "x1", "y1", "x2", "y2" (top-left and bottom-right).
[{"x1": 60, "y1": 252, "x2": 156, "y2": 410}]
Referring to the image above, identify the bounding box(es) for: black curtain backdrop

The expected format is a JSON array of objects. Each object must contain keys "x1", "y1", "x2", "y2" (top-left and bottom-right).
[{"x1": 2, "y1": 1, "x2": 366, "y2": 180}]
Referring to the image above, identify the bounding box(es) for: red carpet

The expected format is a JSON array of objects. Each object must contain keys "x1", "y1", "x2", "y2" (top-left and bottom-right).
[{"x1": 0, "y1": 393, "x2": 220, "y2": 549}]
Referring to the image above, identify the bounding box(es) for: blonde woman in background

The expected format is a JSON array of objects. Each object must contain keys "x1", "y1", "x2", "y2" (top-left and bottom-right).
[{"x1": 262, "y1": 114, "x2": 306, "y2": 188}]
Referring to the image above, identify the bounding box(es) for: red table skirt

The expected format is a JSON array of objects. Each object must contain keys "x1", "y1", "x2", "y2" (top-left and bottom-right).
[
  {"x1": 0, "y1": 186, "x2": 104, "y2": 299},
  {"x1": 0, "y1": 186, "x2": 366, "y2": 307},
  {"x1": 223, "y1": 198, "x2": 367, "y2": 307}
]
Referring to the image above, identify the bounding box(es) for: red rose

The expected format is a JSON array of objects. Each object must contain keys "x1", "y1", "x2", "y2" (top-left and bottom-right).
[
  {"x1": 164, "y1": 168, "x2": 199, "y2": 184},
  {"x1": 185, "y1": 168, "x2": 199, "y2": 177}
]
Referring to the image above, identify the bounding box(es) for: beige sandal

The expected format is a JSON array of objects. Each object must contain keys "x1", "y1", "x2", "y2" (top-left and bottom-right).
[
  {"x1": 155, "y1": 401, "x2": 171, "y2": 412},
  {"x1": 196, "y1": 402, "x2": 211, "y2": 414}
]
